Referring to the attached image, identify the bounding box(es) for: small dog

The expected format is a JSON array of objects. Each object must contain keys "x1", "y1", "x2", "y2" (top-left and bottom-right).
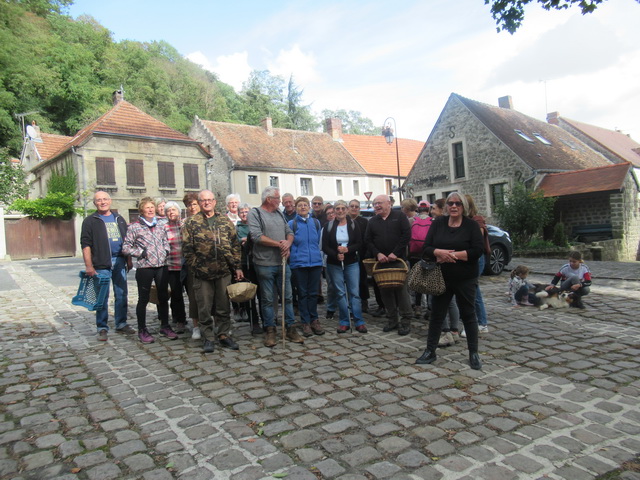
[{"x1": 535, "y1": 289, "x2": 573, "y2": 310}]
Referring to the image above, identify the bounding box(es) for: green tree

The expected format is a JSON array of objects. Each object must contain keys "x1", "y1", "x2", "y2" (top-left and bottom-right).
[
  {"x1": 47, "y1": 159, "x2": 77, "y2": 194},
  {"x1": 0, "y1": 147, "x2": 29, "y2": 206},
  {"x1": 285, "y1": 75, "x2": 318, "y2": 131},
  {"x1": 321, "y1": 109, "x2": 378, "y2": 135},
  {"x1": 484, "y1": 0, "x2": 639, "y2": 34},
  {"x1": 493, "y1": 182, "x2": 555, "y2": 247}
]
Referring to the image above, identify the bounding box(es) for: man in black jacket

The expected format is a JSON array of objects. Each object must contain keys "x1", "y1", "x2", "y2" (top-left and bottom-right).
[
  {"x1": 364, "y1": 194, "x2": 413, "y2": 335},
  {"x1": 80, "y1": 191, "x2": 134, "y2": 341}
]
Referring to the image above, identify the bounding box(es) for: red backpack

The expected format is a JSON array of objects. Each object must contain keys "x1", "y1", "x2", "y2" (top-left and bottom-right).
[{"x1": 409, "y1": 217, "x2": 432, "y2": 255}]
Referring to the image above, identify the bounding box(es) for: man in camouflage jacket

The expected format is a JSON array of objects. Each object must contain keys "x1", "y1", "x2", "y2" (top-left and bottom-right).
[{"x1": 182, "y1": 190, "x2": 244, "y2": 353}]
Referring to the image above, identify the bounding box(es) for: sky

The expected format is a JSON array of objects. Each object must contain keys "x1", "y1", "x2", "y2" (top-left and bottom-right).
[{"x1": 68, "y1": 0, "x2": 640, "y2": 143}]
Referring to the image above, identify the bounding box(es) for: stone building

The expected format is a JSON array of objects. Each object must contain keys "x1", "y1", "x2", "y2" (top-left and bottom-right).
[
  {"x1": 406, "y1": 93, "x2": 640, "y2": 260},
  {"x1": 23, "y1": 93, "x2": 210, "y2": 222}
]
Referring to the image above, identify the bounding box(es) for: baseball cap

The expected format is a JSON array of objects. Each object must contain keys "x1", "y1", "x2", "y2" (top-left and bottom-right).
[{"x1": 418, "y1": 201, "x2": 430, "y2": 208}]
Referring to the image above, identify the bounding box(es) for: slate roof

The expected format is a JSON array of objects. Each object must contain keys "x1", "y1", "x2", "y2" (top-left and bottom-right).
[
  {"x1": 199, "y1": 120, "x2": 366, "y2": 174},
  {"x1": 43, "y1": 101, "x2": 201, "y2": 162},
  {"x1": 341, "y1": 134, "x2": 423, "y2": 177},
  {"x1": 454, "y1": 94, "x2": 611, "y2": 171},
  {"x1": 558, "y1": 117, "x2": 640, "y2": 167},
  {"x1": 537, "y1": 162, "x2": 631, "y2": 197}
]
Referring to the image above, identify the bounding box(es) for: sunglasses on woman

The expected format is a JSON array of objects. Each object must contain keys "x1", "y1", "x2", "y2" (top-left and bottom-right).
[{"x1": 447, "y1": 201, "x2": 463, "y2": 207}]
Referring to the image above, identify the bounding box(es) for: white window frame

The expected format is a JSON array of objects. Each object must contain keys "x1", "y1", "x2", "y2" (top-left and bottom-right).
[{"x1": 300, "y1": 177, "x2": 313, "y2": 196}]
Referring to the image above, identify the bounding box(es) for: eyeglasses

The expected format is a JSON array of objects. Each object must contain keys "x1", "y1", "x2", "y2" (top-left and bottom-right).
[
  {"x1": 199, "y1": 199, "x2": 215, "y2": 204},
  {"x1": 447, "y1": 201, "x2": 463, "y2": 207},
  {"x1": 349, "y1": 205, "x2": 360, "y2": 208}
]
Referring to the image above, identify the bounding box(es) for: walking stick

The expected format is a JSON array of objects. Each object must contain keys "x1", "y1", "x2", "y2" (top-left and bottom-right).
[{"x1": 282, "y1": 256, "x2": 287, "y2": 348}]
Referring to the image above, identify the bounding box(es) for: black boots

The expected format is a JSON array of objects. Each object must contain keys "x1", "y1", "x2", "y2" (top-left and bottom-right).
[
  {"x1": 469, "y1": 352, "x2": 482, "y2": 370},
  {"x1": 415, "y1": 348, "x2": 437, "y2": 365}
]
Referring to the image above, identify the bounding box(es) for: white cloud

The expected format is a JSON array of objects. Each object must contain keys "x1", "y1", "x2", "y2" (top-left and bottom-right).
[
  {"x1": 186, "y1": 50, "x2": 251, "y2": 91},
  {"x1": 267, "y1": 44, "x2": 319, "y2": 86}
]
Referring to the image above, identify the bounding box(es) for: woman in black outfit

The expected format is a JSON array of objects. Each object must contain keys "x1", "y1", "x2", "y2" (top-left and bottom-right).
[{"x1": 415, "y1": 192, "x2": 485, "y2": 370}]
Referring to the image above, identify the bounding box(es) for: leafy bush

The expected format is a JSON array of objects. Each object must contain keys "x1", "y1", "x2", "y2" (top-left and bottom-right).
[
  {"x1": 0, "y1": 148, "x2": 29, "y2": 206},
  {"x1": 524, "y1": 236, "x2": 556, "y2": 250},
  {"x1": 552, "y1": 222, "x2": 569, "y2": 248},
  {"x1": 47, "y1": 160, "x2": 77, "y2": 194},
  {"x1": 11, "y1": 192, "x2": 81, "y2": 219},
  {"x1": 494, "y1": 182, "x2": 555, "y2": 248}
]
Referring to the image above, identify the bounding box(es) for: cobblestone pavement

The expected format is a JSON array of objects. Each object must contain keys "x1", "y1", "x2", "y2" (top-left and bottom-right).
[{"x1": 1, "y1": 257, "x2": 639, "y2": 480}]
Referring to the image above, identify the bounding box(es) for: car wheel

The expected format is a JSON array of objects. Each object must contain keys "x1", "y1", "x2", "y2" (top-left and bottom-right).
[{"x1": 485, "y1": 245, "x2": 506, "y2": 275}]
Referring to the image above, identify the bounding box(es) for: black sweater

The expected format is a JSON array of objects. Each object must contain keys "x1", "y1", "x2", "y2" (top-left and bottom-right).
[
  {"x1": 423, "y1": 215, "x2": 484, "y2": 282},
  {"x1": 364, "y1": 209, "x2": 411, "y2": 260}
]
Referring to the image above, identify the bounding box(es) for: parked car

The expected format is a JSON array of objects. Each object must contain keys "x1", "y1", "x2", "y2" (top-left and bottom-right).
[{"x1": 359, "y1": 209, "x2": 512, "y2": 275}]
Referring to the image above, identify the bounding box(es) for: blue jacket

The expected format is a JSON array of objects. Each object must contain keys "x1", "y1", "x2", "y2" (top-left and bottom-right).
[{"x1": 288, "y1": 214, "x2": 323, "y2": 269}]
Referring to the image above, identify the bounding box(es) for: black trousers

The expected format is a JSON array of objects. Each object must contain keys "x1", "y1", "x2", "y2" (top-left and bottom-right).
[
  {"x1": 135, "y1": 266, "x2": 169, "y2": 330},
  {"x1": 426, "y1": 276, "x2": 479, "y2": 354}
]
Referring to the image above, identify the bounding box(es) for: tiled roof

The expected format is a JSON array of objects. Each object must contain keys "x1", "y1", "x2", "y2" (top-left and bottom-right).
[
  {"x1": 199, "y1": 120, "x2": 366, "y2": 174},
  {"x1": 454, "y1": 94, "x2": 611, "y2": 171},
  {"x1": 558, "y1": 117, "x2": 640, "y2": 167},
  {"x1": 537, "y1": 163, "x2": 631, "y2": 197},
  {"x1": 36, "y1": 133, "x2": 73, "y2": 161},
  {"x1": 47, "y1": 101, "x2": 199, "y2": 160},
  {"x1": 341, "y1": 134, "x2": 423, "y2": 176}
]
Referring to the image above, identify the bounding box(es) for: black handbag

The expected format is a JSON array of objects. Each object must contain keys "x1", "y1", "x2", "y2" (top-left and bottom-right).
[{"x1": 407, "y1": 260, "x2": 446, "y2": 295}]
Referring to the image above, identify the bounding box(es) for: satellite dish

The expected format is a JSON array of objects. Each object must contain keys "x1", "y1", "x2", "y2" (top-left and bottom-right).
[{"x1": 26, "y1": 125, "x2": 43, "y2": 143}]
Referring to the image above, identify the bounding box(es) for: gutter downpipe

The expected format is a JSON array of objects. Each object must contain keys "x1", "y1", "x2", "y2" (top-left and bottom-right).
[{"x1": 72, "y1": 146, "x2": 87, "y2": 217}]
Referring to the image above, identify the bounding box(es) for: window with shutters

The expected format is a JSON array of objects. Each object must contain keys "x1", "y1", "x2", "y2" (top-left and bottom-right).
[
  {"x1": 126, "y1": 159, "x2": 144, "y2": 186},
  {"x1": 183, "y1": 164, "x2": 199, "y2": 189},
  {"x1": 158, "y1": 161, "x2": 175, "y2": 188},
  {"x1": 95, "y1": 157, "x2": 115, "y2": 185}
]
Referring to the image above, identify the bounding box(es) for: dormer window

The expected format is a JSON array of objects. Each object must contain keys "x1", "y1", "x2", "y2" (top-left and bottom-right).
[
  {"x1": 533, "y1": 133, "x2": 551, "y2": 145},
  {"x1": 514, "y1": 129, "x2": 534, "y2": 143}
]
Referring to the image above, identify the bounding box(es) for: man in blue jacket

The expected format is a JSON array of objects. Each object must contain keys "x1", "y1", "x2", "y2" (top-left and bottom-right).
[{"x1": 80, "y1": 191, "x2": 135, "y2": 341}]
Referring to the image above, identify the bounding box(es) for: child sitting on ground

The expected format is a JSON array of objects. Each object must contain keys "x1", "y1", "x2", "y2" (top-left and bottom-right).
[
  {"x1": 509, "y1": 265, "x2": 535, "y2": 306},
  {"x1": 545, "y1": 251, "x2": 591, "y2": 309}
]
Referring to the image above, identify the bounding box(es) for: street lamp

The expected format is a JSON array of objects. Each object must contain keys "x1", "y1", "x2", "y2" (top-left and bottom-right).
[{"x1": 382, "y1": 117, "x2": 402, "y2": 201}]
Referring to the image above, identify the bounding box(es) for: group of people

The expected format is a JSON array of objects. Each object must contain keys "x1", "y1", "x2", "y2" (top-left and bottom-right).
[{"x1": 80, "y1": 186, "x2": 591, "y2": 371}]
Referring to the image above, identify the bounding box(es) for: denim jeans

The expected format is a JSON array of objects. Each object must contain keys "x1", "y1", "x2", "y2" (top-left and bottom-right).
[
  {"x1": 325, "y1": 267, "x2": 337, "y2": 314},
  {"x1": 475, "y1": 256, "x2": 488, "y2": 326},
  {"x1": 254, "y1": 263, "x2": 295, "y2": 328},
  {"x1": 95, "y1": 256, "x2": 129, "y2": 332},
  {"x1": 292, "y1": 266, "x2": 322, "y2": 324},
  {"x1": 327, "y1": 263, "x2": 364, "y2": 327}
]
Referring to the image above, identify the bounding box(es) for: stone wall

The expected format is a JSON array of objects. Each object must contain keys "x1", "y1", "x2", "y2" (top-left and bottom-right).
[{"x1": 406, "y1": 96, "x2": 532, "y2": 223}]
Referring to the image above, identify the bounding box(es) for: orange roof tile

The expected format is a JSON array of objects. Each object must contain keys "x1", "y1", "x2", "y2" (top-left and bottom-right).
[
  {"x1": 341, "y1": 134, "x2": 423, "y2": 176},
  {"x1": 199, "y1": 120, "x2": 365, "y2": 174},
  {"x1": 537, "y1": 163, "x2": 631, "y2": 197},
  {"x1": 36, "y1": 133, "x2": 73, "y2": 161},
  {"x1": 559, "y1": 117, "x2": 640, "y2": 167},
  {"x1": 47, "y1": 101, "x2": 198, "y2": 160}
]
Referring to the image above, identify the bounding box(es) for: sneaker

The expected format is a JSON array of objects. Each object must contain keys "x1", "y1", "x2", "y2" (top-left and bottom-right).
[
  {"x1": 438, "y1": 331, "x2": 454, "y2": 347},
  {"x1": 310, "y1": 319, "x2": 325, "y2": 335},
  {"x1": 192, "y1": 327, "x2": 201, "y2": 340},
  {"x1": 301, "y1": 323, "x2": 313, "y2": 337},
  {"x1": 174, "y1": 322, "x2": 186, "y2": 334},
  {"x1": 138, "y1": 328, "x2": 155, "y2": 344},
  {"x1": 98, "y1": 329, "x2": 108, "y2": 341},
  {"x1": 451, "y1": 331, "x2": 460, "y2": 343},
  {"x1": 479, "y1": 325, "x2": 489, "y2": 333},
  {"x1": 398, "y1": 326, "x2": 411, "y2": 336},
  {"x1": 460, "y1": 329, "x2": 467, "y2": 338},
  {"x1": 116, "y1": 325, "x2": 136, "y2": 335},
  {"x1": 355, "y1": 324, "x2": 368, "y2": 334},
  {"x1": 325, "y1": 311, "x2": 335, "y2": 320},
  {"x1": 159, "y1": 327, "x2": 178, "y2": 340},
  {"x1": 337, "y1": 325, "x2": 349, "y2": 334}
]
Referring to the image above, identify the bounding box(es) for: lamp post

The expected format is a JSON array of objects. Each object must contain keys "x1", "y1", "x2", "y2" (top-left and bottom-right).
[{"x1": 382, "y1": 117, "x2": 402, "y2": 201}]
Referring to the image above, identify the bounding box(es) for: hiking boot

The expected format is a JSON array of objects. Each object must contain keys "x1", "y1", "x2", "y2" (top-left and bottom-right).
[
  {"x1": 301, "y1": 323, "x2": 313, "y2": 337},
  {"x1": 138, "y1": 328, "x2": 155, "y2": 344},
  {"x1": 310, "y1": 319, "x2": 325, "y2": 335},
  {"x1": 325, "y1": 311, "x2": 335, "y2": 320},
  {"x1": 98, "y1": 329, "x2": 108, "y2": 341},
  {"x1": 159, "y1": 327, "x2": 178, "y2": 340},
  {"x1": 438, "y1": 331, "x2": 454, "y2": 347},
  {"x1": 264, "y1": 326, "x2": 277, "y2": 348},
  {"x1": 337, "y1": 325, "x2": 349, "y2": 334},
  {"x1": 251, "y1": 319, "x2": 263, "y2": 336},
  {"x1": 219, "y1": 335, "x2": 239, "y2": 350},
  {"x1": 416, "y1": 349, "x2": 437, "y2": 365},
  {"x1": 202, "y1": 340, "x2": 215, "y2": 353},
  {"x1": 383, "y1": 323, "x2": 398, "y2": 332},
  {"x1": 286, "y1": 325, "x2": 304, "y2": 344},
  {"x1": 355, "y1": 324, "x2": 368, "y2": 333},
  {"x1": 116, "y1": 325, "x2": 136, "y2": 335},
  {"x1": 398, "y1": 325, "x2": 411, "y2": 336},
  {"x1": 174, "y1": 322, "x2": 186, "y2": 334}
]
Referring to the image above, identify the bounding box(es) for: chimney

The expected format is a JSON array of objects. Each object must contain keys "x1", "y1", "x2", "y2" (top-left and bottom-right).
[
  {"x1": 325, "y1": 118, "x2": 343, "y2": 141},
  {"x1": 261, "y1": 117, "x2": 273, "y2": 136},
  {"x1": 112, "y1": 89, "x2": 124, "y2": 105},
  {"x1": 546, "y1": 111, "x2": 560, "y2": 125},
  {"x1": 498, "y1": 96, "x2": 513, "y2": 109}
]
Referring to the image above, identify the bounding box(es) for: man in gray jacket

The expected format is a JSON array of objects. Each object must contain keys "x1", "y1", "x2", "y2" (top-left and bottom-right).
[{"x1": 249, "y1": 187, "x2": 304, "y2": 347}]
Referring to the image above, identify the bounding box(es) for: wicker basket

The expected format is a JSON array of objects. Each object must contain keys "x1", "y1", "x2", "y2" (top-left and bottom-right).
[
  {"x1": 372, "y1": 258, "x2": 408, "y2": 289},
  {"x1": 363, "y1": 258, "x2": 377, "y2": 276}
]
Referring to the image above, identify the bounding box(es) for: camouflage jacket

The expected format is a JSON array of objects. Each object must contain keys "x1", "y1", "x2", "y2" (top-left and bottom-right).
[{"x1": 182, "y1": 211, "x2": 241, "y2": 280}]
